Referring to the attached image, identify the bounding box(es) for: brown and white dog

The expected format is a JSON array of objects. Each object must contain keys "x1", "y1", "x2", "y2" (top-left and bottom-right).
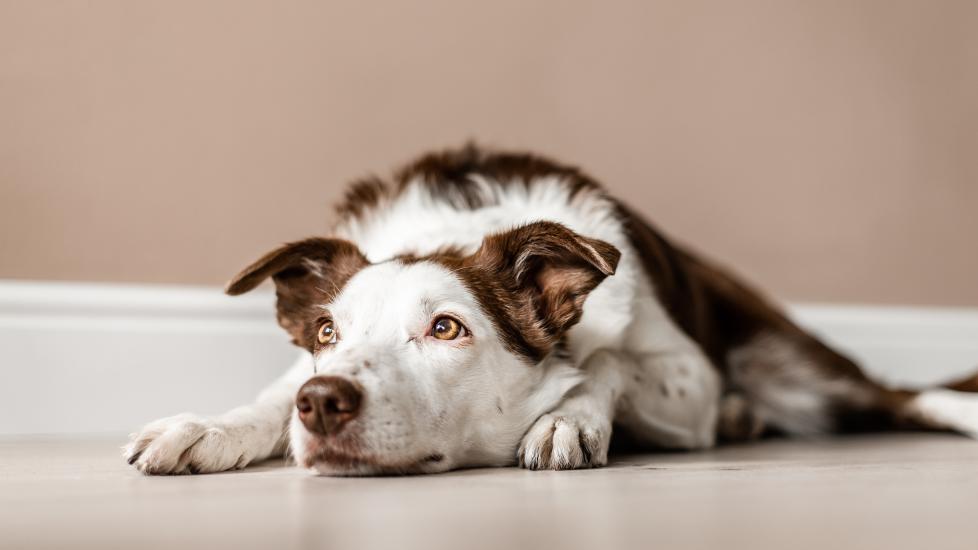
[{"x1": 125, "y1": 145, "x2": 978, "y2": 475}]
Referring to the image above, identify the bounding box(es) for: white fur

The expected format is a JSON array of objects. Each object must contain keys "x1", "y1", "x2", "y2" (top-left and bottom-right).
[
  {"x1": 905, "y1": 390, "x2": 978, "y2": 438},
  {"x1": 126, "y1": 174, "x2": 721, "y2": 475},
  {"x1": 616, "y1": 276, "x2": 721, "y2": 449}
]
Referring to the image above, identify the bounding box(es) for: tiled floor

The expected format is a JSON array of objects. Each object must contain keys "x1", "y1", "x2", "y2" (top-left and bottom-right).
[{"x1": 1, "y1": 433, "x2": 976, "y2": 550}]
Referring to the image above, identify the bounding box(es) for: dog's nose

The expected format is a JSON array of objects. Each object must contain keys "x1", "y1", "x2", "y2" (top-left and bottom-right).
[{"x1": 295, "y1": 376, "x2": 362, "y2": 435}]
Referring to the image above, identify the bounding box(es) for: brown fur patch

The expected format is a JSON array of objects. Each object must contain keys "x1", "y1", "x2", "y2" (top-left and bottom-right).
[
  {"x1": 334, "y1": 176, "x2": 390, "y2": 222},
  {"x1": 394, "y1": 143, "x2": 601, "y2": 208},
  {"x1": 393, "y1": 244, "x2": 471, "y2": 264},
  {"x1": 225, "y1": 238, "x2": 368, "y2": 350},
  {"x1": 944, "y1": 372, "x2": 978, "y2": 393},
  {"x1": 330, "y1": 143, "x2": 605, "y2": 228},
  {"x1": 420, "y1": 221, "x2": 620, "y2": 362}
]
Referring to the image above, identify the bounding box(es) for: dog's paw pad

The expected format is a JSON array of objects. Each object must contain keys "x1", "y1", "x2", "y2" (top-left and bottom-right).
[{"x1": 518, "y1": 413, "x2": 610, "y2": 470}]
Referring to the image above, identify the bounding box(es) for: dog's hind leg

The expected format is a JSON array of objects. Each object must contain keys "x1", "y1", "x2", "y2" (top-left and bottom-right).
[
  {"x1": 726, "y1": 330, "x2": 978, "y2": 439},
  {"x1": 725, "y1": 332, "x2": 896, "y2": 437},
  {"x1": 717, "y1": 392, "x2": 766, "y2": 442}
]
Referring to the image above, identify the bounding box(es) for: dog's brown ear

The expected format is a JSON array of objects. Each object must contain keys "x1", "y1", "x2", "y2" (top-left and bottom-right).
[
  {"x1": 466, "y1": 221, "x2": 620, "y2": 357},
  {"x1": 226, "y1": 238, "x2": 368, "y2": 348}
]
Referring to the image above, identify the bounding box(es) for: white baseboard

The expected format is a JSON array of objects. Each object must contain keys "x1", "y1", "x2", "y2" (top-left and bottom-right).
[
  {"x1": 788, "y1": 303, "x2": 978, "y2": 388},
  {"x1": 1, "y1": 280, "x2": 977, "y2": 435},
  {"x1": 0, "y1": 280, "x2": 298, "y2": 435}
]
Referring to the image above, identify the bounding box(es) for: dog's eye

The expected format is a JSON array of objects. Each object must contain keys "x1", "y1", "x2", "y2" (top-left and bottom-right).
[
  {"x1": 317, "y1": 320, "x2": 337, "y2": 345},
  {"x1": 431, "y1": 316, "x2": 465, "y2": 340}
]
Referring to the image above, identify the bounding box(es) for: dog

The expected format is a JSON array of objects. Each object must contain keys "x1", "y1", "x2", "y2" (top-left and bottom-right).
[{"x1": 125, "y1": 144, "x2": 978, "y2": 475}]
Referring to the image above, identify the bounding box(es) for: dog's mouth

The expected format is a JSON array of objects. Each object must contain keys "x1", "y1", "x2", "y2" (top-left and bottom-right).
[{"x1": 300, "y1": 438, "x2": 445, "y2": 476}]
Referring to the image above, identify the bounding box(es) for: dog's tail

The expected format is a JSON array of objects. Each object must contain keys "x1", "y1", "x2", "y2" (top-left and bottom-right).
[
  {"x1": 943, "y1": 370, "x2": 978, "y2": 393},
  {"x1": 901, "y1": 367, "x2": 978, "y2": 439}
]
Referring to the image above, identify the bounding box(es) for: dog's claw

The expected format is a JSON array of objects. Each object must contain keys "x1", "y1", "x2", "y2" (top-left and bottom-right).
[
  {"x1": 518, "y1": 413, "x2": 610, "y2": 471},
  {"x1": 124, "y1": 414, "x2": 253, "y2": 475}
]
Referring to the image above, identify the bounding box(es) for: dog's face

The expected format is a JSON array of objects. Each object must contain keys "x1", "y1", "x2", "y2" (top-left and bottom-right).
[
  {"x1": 227, "y1": 222, "x2": 619, "y2": 475},
  {"x1": 288, "y1": 260, "x2": 571, "y2": 475}
]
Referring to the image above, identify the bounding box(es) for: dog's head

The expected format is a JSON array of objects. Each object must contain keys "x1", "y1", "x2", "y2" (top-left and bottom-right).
[{"x1": 227, "y1": 221, "x2": 619, "y2": 475}]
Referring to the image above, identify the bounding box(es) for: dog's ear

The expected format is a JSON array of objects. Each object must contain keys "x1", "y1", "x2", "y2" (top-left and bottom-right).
[
  {"x1": 226, "y1": 238, "x2": 368, "y2": 348},
  {"x1": 466, "y1": 221, "x2": 620, "y2": 356}
]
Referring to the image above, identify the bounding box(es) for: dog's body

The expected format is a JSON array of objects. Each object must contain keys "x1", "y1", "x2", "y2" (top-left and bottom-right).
[{"x1": 126, "y1": 145, "x2": 978, "y2": 475}]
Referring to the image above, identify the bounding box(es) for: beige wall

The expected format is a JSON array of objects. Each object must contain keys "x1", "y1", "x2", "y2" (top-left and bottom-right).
[{"x1": 1, "y1": 0, "x2": 976, "y2": 306}]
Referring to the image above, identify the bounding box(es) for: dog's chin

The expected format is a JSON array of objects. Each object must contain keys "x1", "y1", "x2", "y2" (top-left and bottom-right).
[{"x1": 299, "y1": 438, "x2": 449, "y2": 477}]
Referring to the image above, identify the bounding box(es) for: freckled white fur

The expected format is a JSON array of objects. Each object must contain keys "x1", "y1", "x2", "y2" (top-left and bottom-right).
[{"x1": 125, "y1": 174, "x2": 721, "y2": 474}]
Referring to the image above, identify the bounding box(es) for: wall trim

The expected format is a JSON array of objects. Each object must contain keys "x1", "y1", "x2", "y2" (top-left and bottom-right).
[
  {"x1": 0, "y1": 280, "x2": 296, "y2": 435},
  {"x1": 0, "y1": 279, "x2": 278, "y2": 333},
  {"x1": 1, "y1": 280, "x2": 977, "y2": 434}
]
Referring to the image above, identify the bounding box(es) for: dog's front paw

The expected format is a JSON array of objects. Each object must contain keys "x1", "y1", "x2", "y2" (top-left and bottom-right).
[
  {"x1": 124, "y1": 414, "x2": 253, "y2": 475},
  {"x1": 518, "y1": 413, "x2": 611, "y2": 470}
]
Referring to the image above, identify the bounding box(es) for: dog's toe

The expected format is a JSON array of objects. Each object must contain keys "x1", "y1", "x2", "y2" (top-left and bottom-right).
[
  {"x1": 518, "y1": 413, "x2": 610, "y2": 470},
  {"x1": 125, "y1": 414, "x2": 243, "y2": 475}
]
